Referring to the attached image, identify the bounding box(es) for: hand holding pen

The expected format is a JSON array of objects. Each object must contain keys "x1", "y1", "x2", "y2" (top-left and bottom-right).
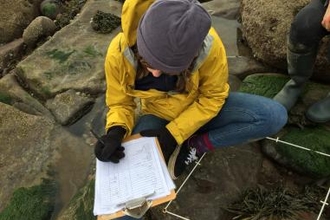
[{"x1": 91, "y1": 126, "x2": 126, "y2": 163}]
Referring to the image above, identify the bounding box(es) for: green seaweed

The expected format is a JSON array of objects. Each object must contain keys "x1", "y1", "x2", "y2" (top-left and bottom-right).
[
  {"x1": 40, "y1": 2, "x2": 59, "y2": 19},
  {"x1": 46, "y1": 49, "x2": 75, "y2": 63},
  {"x1": 0, "y1": 92, "x2": 12, "y2": 105},
  {"x1": 83, "y1": 45, "x2": 103, "y2": 58},
  {"x1": 239, "y1": 74, "x2": 330, "y2": 177},
  {"x1": 67, "y1": 60, "x2": 91, "y2": 73},
  {"x1": 0, "y1": 179, "x2": 58, "y2": 220},
  {"x1": 39, "y1": 86, "x2": 52, "y2": 98},
  {"x1": 239, "y1": 74, "x2": 289, "y2": 98},
  {"x1": 277, "y1": 127, "x2": 330, "y2": 177}
]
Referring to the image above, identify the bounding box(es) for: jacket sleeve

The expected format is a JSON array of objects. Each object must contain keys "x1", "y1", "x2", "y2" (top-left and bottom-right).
[
  {"x1": 104, "y1": 36, "x2": 136, "y2": 136},
  {"x1": 166, "y1": 29, "x2": 230, "y2": 144}
]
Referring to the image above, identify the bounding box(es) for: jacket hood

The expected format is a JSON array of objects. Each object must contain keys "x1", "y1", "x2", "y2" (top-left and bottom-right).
[{"x1": 121, "y1": 0, "x2": 155, "y2": 47}]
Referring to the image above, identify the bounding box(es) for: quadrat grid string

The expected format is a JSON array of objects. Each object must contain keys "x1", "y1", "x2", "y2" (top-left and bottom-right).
[{"x1": 162, "y1": 137, "x2": 330, "y2": 220}]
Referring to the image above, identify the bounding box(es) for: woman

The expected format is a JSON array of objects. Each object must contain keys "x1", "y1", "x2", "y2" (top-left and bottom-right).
[{"x1": 95, "y1": 0, "x2": 287, "y2": 218}]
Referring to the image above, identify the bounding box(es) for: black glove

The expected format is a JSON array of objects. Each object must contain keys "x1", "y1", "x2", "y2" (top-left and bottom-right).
[
  {"x1": 94, "y1": 126, "x2": 126, "y2": 163},
  {"x1": 140, "y1": 127, "x2": 177, "y2": 163}
]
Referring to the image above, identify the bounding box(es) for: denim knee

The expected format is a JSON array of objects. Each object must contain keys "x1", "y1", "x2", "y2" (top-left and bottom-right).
[
  {"x1": 262, "y1": 101, "x2": 288, "y2": 136},
  {"x1": 132, "y1": 114, "x2": 168, "y2": 134}
]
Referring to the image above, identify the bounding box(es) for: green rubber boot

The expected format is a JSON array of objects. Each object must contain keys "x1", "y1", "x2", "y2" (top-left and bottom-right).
[
  {"x1": 306, "y1": 93, "x2": 330, "y2": 123},
  {"x1": 273, "y1": 42, "x2": 316, "y2": 111}
]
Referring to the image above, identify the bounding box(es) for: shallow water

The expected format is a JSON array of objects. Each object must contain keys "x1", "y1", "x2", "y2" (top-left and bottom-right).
[{"x1": 49, "y1": 96, "x2": 106, "y2": 218}]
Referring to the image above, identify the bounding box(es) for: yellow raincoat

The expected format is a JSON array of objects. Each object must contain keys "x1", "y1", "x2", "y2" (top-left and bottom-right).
[{"x1": 104, "y1": 0, "x2": 230, "y2": 145}]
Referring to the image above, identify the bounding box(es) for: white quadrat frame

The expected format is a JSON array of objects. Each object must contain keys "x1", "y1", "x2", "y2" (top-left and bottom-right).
[{"x1": 162, "y1": 137, "x2": 330, "y2": 220}]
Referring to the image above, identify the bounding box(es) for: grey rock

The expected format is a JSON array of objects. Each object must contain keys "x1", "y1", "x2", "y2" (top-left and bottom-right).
[
  {"x1": 16, "y1": 0, "x2": 122, "y2": 99},
  {"x1": 45, "y1": 89, "x2": 94, "y2": 125},
  {"x1": 228, "y1": 55, "x2": 274, "y2": 80},
  {"x1": 0, "y1": 101, "x2": 94, "y2": 212},
  {"x1": 211, "y1": 16, "x2": 240, "y2": 56},
  {"x1": 203, "y1": 0, "x2": 240, "y2": 19},
  {"x1": 23, "y1": 16, "x2": 57, "y2": 48},
  {"x1": 0, "y1": 38, "x2": 25, "y2": 76},
  {"x1": 0, "y1": 102, "x2": 55, "y2": 210},
  {"x1": 241, "y1": 0, "x2": 330, "y2": 82},
  {"x1": 228, "y1": 74, "x2": 242, "y2": 91},
  {"x1": 0, "y1": 73, "x2": 54, "y2": 119},
  {"x1": 150, "y1": 143, "x2": 263, "y2": 220},
  {"x1": 0, "y1": 0, "x2": 42, "y2": 44}
]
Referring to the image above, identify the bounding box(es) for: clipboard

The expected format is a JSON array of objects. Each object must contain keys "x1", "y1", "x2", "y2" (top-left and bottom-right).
[{"x1": 96, "y1": 134, "x2": 177, "y2": 220}]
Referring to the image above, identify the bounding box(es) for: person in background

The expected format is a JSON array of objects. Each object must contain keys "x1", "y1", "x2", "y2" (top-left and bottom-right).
[
  {"x1": 274, "y1": 0, "x2": 330, "y2": 123},
  {"x1": 95, "y1": 0, "x2": 287, "y2": 218}
]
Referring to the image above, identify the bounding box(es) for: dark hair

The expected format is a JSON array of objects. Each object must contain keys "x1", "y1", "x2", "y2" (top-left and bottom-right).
[{"x1": 132, "y1": 45, "x2": 195, "y2": 93}]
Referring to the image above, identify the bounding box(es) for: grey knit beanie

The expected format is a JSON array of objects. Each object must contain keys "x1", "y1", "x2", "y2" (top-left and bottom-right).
[{"x1": 137, "y1": 0, "x2": 211, "y2": 73}]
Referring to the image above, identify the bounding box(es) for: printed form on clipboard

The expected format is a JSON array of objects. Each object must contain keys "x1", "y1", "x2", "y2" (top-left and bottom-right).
[{"x1": 94, "y1": 135, "x2": 176, "y2": 219}]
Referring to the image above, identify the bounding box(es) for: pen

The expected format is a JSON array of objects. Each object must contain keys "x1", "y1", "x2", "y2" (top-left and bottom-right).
[{"x1": 90, "y1": 129, "x2": 104, "y2": 144}]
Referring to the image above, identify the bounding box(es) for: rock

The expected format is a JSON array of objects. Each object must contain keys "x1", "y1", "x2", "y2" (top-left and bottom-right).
[
  {"x1": 0, "y1": 179, "x2": 57, "y2": 220},
  {"x1": 227, "y1": 55, "x2": 274, "y2": 80},
  {"x1": 57, "y1": 179, "x2": 95, "y2": 220},
  {"x1": 240, "y1": 0, "x2": 330, "y2": 82},
  {"x1": 0, "y1": 38, "x2": 25, "y2": 77},
  {"x1": 149, "y1": 143, "x2": 264, "y2": 219},
  {"x1": 202, "y1": 0, "x2": 240, "y2": 19},
  {"x1": 0, "y1": 102, "x2": 56, "y2": 210},
  {"x1": 16, "y1": 0, "x2": 123, "y2": 99},
  {"x1": 0, "y1": 0, "x2": 42, "y2": 44},
  {"x1": 23, "y1": 16, "x2": 57, "y2": 48},
  {"x1": 239, "y1": 73, "x2": 330, "y2": 178},
  {"x1": 262, "y1": 126, "x2": 330, "y2": 178},
  {"x1": 211, "y1": 16, "x2": 240, "y2": 56},
  {"x1": 240, "y1": 0, "x2": 307, "y2": 69},
  {"x1": 0, "y1": 73, "x2": 54, "y2": 119},
  {"x1": 45, "y1": 89, "x2": 94, "y2": 125},
  {"x1": 228, "y1": 74, "x2": 241, "y2": 91},
  {"x1": 0, "y1": 101, "x2": 94, "y2": 214}
]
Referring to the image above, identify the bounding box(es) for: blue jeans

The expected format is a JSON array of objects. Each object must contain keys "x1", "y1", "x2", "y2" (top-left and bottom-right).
[
  {"x1": 133, "y1": 92, "x2": 287, "y2": 146},
  {"x1": 115, "y1": 92, "x2": 287, "y2": 220}
]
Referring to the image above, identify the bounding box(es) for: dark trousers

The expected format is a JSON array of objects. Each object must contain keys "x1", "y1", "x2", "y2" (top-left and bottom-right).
[{"x1": 290, "y1": 0, "x2": 329, "y2": 48}]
